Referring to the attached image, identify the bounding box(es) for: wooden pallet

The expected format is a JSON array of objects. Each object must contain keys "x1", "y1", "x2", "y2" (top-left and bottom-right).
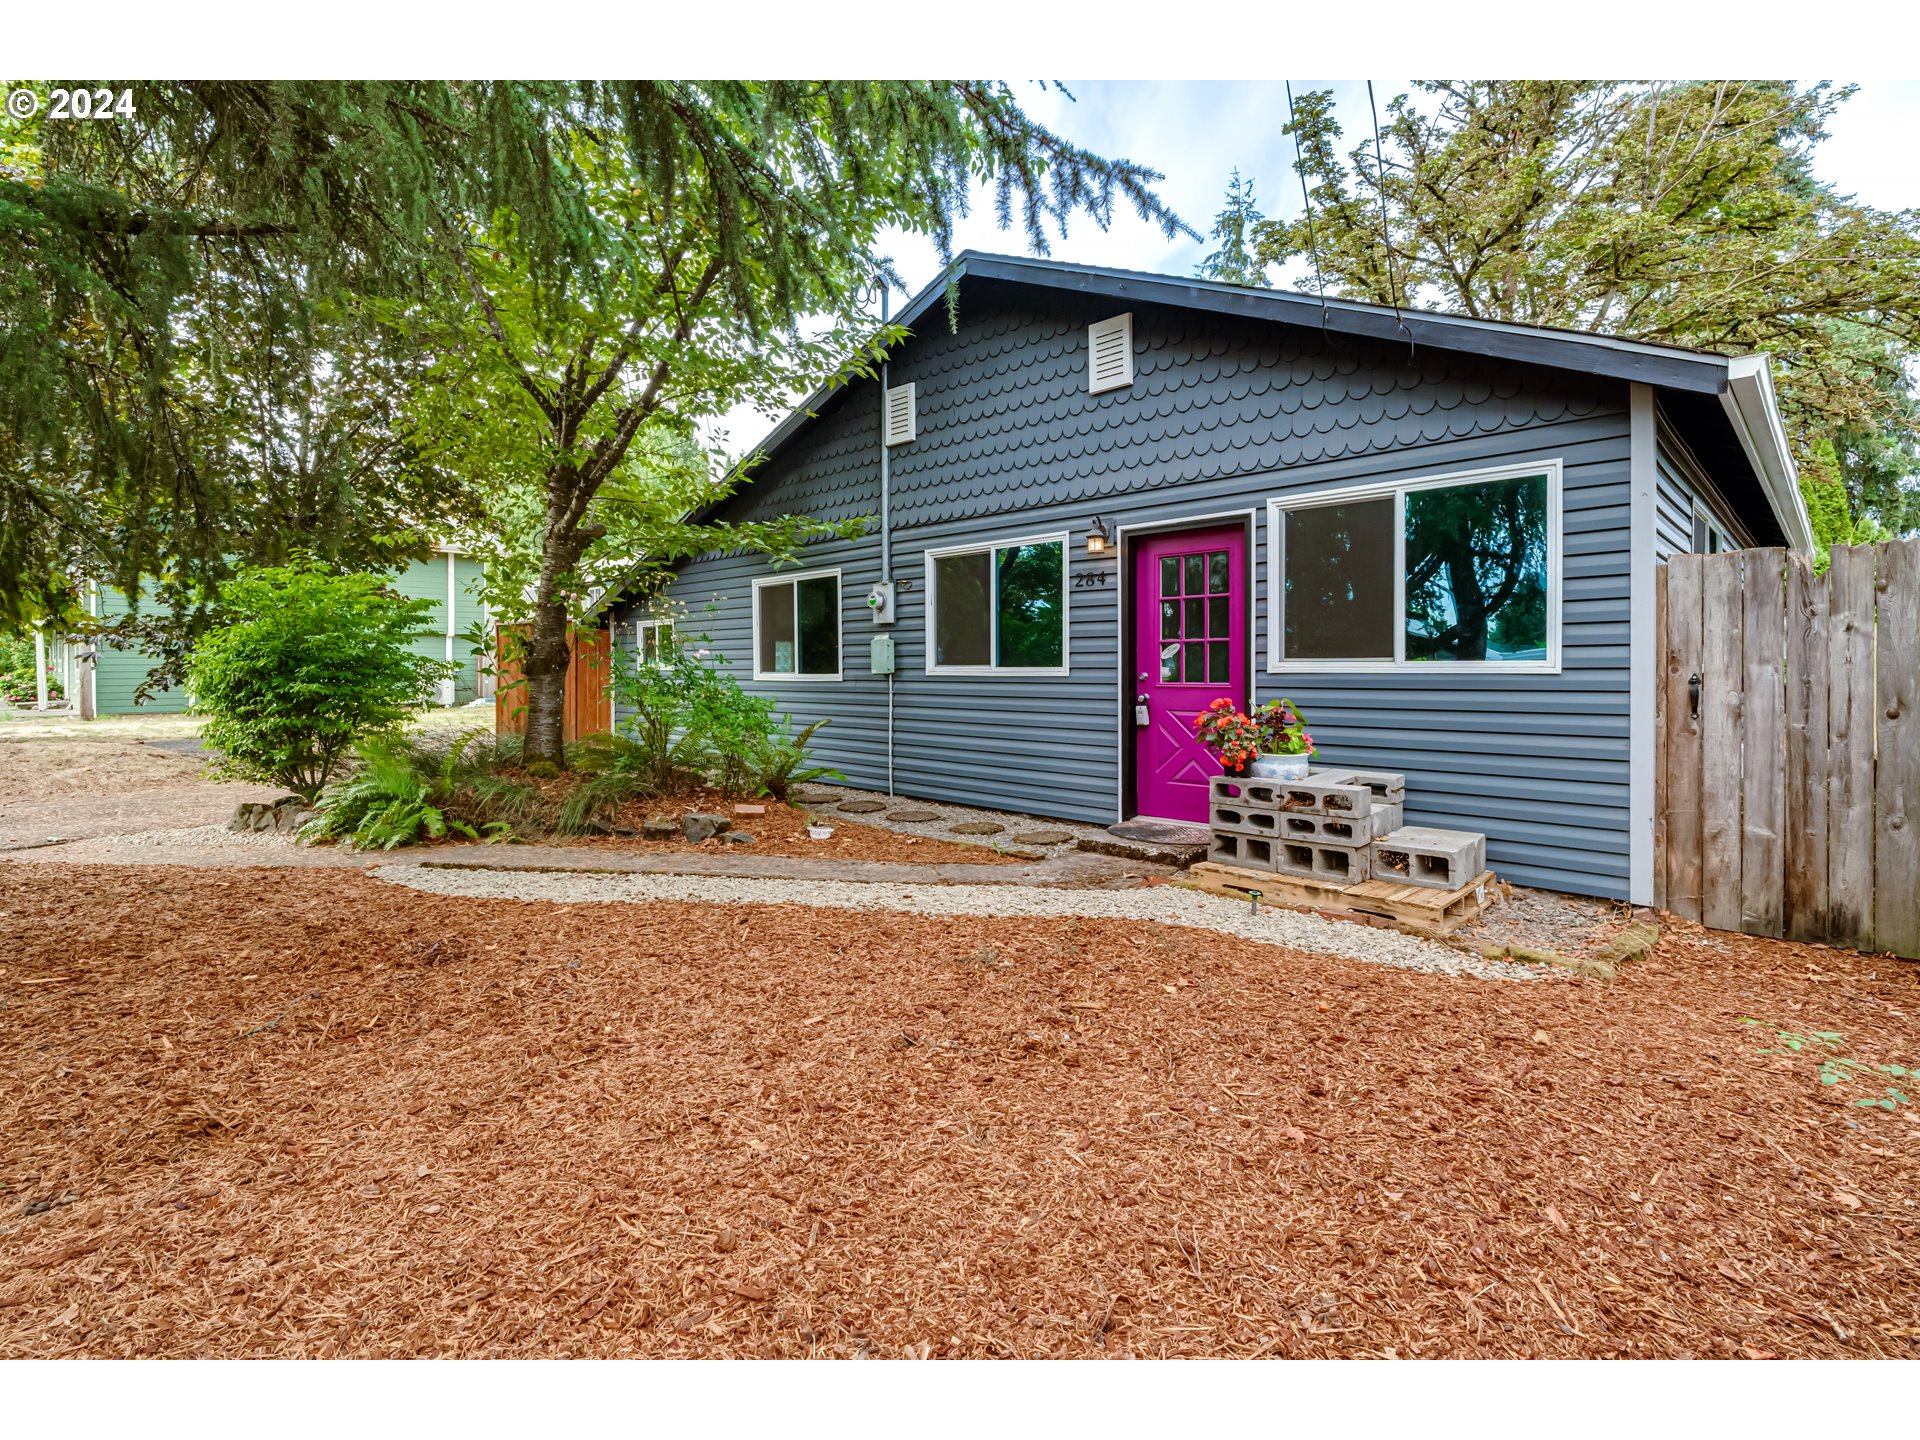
[{"x1": 1180, "y1": 862, "x2": 1500, "y2": 938}]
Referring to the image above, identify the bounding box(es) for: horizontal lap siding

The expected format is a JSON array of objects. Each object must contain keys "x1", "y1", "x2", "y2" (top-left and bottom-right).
[{"x1": 648, "y1": 293, "x2": 1637, "y2": 897}]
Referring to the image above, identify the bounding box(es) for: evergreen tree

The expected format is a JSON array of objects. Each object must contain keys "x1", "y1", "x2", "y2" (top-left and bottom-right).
[
  {"x1": 1241, "y1": 81, "x2": 1920, "y2": 534},
  {"x1": 1198, "y1": 170, "x2": 1267, "y2": 286}
]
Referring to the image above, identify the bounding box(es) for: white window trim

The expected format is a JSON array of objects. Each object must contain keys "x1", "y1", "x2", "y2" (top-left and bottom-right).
[
  {"x1": 634, "y1": 617, "x2": 675, "y2": 669},
  {"x1": 1265, "y1": 459, "x2": 1564, "y2": 675},
  {"x1": 750, "y1": 567, "x2": 843, "y2": 682},
  {"x1": 922, "y1": 531, "x2": 1072, "y2": 677}
]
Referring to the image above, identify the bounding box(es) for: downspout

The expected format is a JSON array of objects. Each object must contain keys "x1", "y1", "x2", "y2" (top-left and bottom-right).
[{"x1": 879, "y1": 287, "x2": 894, "y2": 798}]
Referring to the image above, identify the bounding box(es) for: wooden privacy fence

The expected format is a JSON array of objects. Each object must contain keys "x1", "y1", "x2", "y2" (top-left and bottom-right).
[
  {"x1": 494, "y1": 625, "x2": 614, "y2": 746},
  {"x1": 1656, "y1": 539, "x2": 1919, "y2": 959}
]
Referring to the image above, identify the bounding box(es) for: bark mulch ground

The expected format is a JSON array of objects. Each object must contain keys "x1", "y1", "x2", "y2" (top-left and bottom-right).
[
  {"x1": 522, "y1": 788, "x2": 1021, "y2": 866},
  {"x1": 2, "y1": 863, "x2": 1915, "y2": 1359}
]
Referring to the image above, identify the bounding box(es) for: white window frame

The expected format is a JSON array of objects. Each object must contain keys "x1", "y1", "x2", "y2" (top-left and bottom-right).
[
  {"x1": 750, "y1": 567, "x2": 843, "y2": 682},
  {"x1": 634, "y1": 617, "x2": 675, "y2": 668},
  {"x1": 922, "y1": 531, "x2": 1072, "y2": 677},
  {"x1": 1692, "y1": 500, "x2": 1734, "y2": 555},
  {"x1": 1266, "y1": 459, "x2": 1563, "y2": 675}
]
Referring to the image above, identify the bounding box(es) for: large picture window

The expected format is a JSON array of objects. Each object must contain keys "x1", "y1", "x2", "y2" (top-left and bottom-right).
[
  {"x1": 1268, "y1": 463, "x2": 1560, "y2": 671},
  {"x1": 753, "y1": 569, "x2": 841, "y2": 680},
  {"x1": 924, "y1": 534, "x2": 1068, "y2": 673}
]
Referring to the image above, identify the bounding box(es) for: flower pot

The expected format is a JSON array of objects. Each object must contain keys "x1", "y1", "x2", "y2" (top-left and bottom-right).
[
  {"x1": 1248, "y1": 752, "x2": 1311, "y2": 781},
  {"x1": 807, "y1": 824, "x2": 835, "y2": 840}
]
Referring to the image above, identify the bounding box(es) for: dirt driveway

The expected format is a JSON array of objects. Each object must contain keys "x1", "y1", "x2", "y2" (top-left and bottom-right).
[{"x1": 2, "y1": 863, "x2": 1915, "y2": 1359}]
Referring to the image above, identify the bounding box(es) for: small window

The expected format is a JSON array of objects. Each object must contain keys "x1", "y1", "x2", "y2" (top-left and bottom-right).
[
  {"x1": 883, "y1": 383, "x2": 916, "y2": 446},
  {"x1": 1087, "y1": 313, "x2": 1134, "y2": 394},
  {"x1": 925, "y1": 534, "x2": 1068, "y2": 673},
  {"x1": 753, "y1": 570, "x2": 840, "y2": 680},
  {"x1": 1271, "y1": 463, "x2": 1559, "y2": 670},
  {"x1": 1692, "y1": 505, "x2": 1733, "y2": 555},
  {"x1": 635, "y1": 618, "x2": 675, "y2": 667}
]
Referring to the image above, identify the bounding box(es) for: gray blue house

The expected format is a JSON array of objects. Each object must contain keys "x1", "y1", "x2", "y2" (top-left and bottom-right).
[{"x1": 607, "y1": 253, "x2": 1809, "y2": 903}]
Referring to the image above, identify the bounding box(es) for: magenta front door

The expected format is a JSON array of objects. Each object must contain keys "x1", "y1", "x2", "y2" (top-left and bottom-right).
[{"x1": 1133, "y1": 525, "x2": 1247, "y2": 823}]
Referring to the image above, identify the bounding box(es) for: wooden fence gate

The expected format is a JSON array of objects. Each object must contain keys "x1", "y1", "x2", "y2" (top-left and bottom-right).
[
  {"x1": 1656, "y1": 539, "x2": 1919, "y2": 959},
  {"x1": 493, "y1": 625, "x2": 614, "y2": 746}
]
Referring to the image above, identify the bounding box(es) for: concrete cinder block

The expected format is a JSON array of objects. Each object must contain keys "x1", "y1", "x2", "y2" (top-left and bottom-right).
[
  {"x1": 1367, "y1": 801, "x2": 1404, "y2": 839},
  {"x1": 1342, "y1": 769, "x2": 1407, "y2": 802},
  {"x1": 1209, "y1": 831, "x2": 1278, "y2": 871},
  {"x1": 1279, "y1": 811, "x2": 1368, "y2": 845},
  {"x1": 1279, "y1": 777, "x2": 1373, "y2": 820},
  {"x1": 1371, "y1": 826, "x2": 1486, "y2": 891},
  {"x1": 1211, "y1": 803, "x2": 1280, "y2": 837},
  {"x1": 1210, "y1": 775, "x2": 1282, "y2": 809},
  {"x1": 1273, "y1": 839, "x2": 1371, "y2": 884}
]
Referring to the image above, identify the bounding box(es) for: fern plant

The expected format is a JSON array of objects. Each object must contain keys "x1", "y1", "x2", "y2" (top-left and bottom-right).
[{"x1": 753, "y1": 716, "x2": 842, "y2": 801}]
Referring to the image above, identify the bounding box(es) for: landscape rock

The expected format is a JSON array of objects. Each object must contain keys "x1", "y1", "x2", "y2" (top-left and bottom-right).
[
  {"x1": 721, "y1": 831, "x2": 755, "y2": 844},
  {"x1": 612, "y1": 825, "x2": 638, "y2": 837},
  {"x1": 948, "y1": 820, "x2": 1005, "y2": 836},
  {"x1": 836, "y1": 800, "x2": 887, "y2": 814},
  {"x1": 642, "y1": 816, "x2": 678, "y2": 841},
  {"x1": 682, "y1": 812, "x2": 733, "y2": 843},
  {"x1": 1011, "y1": 830, "x2": 1074, "y2": 845},
  {"x1": 886, "y1": 809, "x2": 942, "y2": 823}
]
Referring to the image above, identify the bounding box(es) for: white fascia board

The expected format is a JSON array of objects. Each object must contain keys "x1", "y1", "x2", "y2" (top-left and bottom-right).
[{"x1": 1721, "y1": 354, "x2": 1814, "y2": 553}]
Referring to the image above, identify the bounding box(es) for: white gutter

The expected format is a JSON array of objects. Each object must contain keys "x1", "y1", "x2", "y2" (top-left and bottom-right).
[{"x1": 1721, "y1": 355, "x2": 1814, "y2": 553}]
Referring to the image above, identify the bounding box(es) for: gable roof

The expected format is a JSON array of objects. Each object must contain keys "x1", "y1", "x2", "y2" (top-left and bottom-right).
[{"x1": 725, "y1": 250, "x2": 1812, "y2": 550}]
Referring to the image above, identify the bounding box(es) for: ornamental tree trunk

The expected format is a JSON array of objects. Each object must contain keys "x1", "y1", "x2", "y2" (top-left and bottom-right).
[{"x1": 520, "y1": 592, "x2": 573, "y2": 767}]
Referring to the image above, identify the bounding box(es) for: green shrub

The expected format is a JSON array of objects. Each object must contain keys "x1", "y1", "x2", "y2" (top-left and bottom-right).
[
  {"x1": 0, "y1": 632, "x2": 61, "y2": 706},
  {"x1": 610, "y1": 630, "x2": 776, "y2": 796},
  {"x1": 753, "y1": 716, "x2": 841, "y2": 801},
  {"x1": 302, "y1": 728, "x2": 522, "y2": 849},
  {"x1": 187, "y1": 565, "x2": 451, "y2": 799},
  {"x1": 524, "y1": 758, "x2": 560, "y2": 780}
]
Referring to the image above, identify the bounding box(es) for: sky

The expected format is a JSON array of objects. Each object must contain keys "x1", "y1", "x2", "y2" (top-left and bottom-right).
[{"x1": 713, "y1": 79, "x2": 1920, "y2": 452}]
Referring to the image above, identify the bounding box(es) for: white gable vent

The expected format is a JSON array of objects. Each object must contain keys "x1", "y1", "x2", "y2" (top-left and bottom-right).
[
  {"x1": 1087, "y1": 312, "x2": 1134, "y2": 394},
  {"x1": 883, "y1": 382, "x2": 917, "y2": 446}
]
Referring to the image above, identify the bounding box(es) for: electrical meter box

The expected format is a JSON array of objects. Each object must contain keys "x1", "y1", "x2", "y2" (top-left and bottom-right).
[
  {"x1": 866, "y1": 580, "x2": 896, "y2": 625},
  {"x1": 869, "y1": 633, "x2": 896, "y2": 675}
]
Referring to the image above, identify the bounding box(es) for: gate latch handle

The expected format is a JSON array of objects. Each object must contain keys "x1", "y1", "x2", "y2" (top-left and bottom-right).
[{"x1": 1688, "y1": 673, "x2": 1701, "y2": 719}]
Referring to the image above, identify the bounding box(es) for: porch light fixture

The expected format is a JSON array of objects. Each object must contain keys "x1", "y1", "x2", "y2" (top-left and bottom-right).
[{"x1": 1086, "y1": 516, "x2": 1113, "y2": 555}]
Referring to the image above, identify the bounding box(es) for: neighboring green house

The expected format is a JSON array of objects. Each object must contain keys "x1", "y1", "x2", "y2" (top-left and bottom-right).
[{"x1": 66, "y1": 550, "x2": 488, "y2": 715}]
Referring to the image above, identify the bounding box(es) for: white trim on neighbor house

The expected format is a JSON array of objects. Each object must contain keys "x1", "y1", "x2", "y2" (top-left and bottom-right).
[
  {"x1": 921, "y1": 530, "x2": 1072, "y2": 677},
  {"x1": 1264, "y1": 460, "x2": 1565, "y2": 676},
  {"x1": 750, "y1": 566, "x2": 843, "y2": 683},
  {"x1": 1722, "y1": 354, "x2": 1813, "y2": 553},
  {"x1": 1110, "y1": 508, "x2": 1260, "y2": 825},
  {"x1": 1692, "y1": 500, "x2": 1735, "y2": 555},
  {"x1": 1629, "y1": 383, "x2": 1658, "y2": 908}
]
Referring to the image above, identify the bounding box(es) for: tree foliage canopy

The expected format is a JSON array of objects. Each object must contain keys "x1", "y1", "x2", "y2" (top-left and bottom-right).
[{"x1": 1208, "y1": 81, "x2": 1920, "y2": 535}]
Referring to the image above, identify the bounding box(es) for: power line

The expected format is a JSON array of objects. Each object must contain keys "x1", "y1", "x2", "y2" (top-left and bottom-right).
[{"x1": 1366, "y1": 80, "x2": 1414, "y2": 359}]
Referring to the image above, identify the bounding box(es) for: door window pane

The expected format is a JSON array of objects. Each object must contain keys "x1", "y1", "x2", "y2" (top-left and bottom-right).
[
  {"x1": 758, "y1": 582, "x2": 796, "y2": 674},
  {"x1": 1159, "y1": 641, "x2": 1181, "y2": 682},
  {"x1": 996, "y1": 542, "x2": 1064, "y2": 668},
  {"x1": 1207, "y1": 552, "x2": 1230, "y2": 593},
  {"x1": 1207, "y1": 597, "x2": 1228, "y2": 637},
  {"x1": 1183, "y1": 642, "x2": 1205, "y2": 683},
  {"x1": 1207, "y1": 641, "x2": 1229, "y2": 683},
  {"x1": 1183, "y1": 598, "x2": 1203, "y2": 637},
  {"x1": 1282, "y1": 498, "x2": 1395, "y2": 660},
  {"x1": 1160, "y1": 600, "x2": 1179, "y2": 639},
  {"x1": 1160, "y1": 556, "x2": 1180, "y2": 596},
  {"x1": 1403, "y1": 473, "x2": 1548, "y2": 662},
  {"x1": 1183, "y1": 554, "x2": 1205, "y2": 596},
  {"x1": 934, "y1": 551, "x2": 992, "y2": 667}
]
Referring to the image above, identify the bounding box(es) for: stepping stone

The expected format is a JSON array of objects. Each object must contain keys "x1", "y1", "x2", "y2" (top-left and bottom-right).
[
  {"x1": 948, "y1": 820, "x2": 1005, "y2": 836},
  {"x1": 1011, "y1": 830, "x2": 1074, "y2": 846},
  {"x1": 836, "y1": 800, "x2": 887, "y2": 814},
  {"x1": 721, "y1": 831, "x2": 755, "y2": 844},
  {"x1": 789, "y1": 789, "x2": 838, "y2": 805},
  {"x1": 886, "y1": 809, "x2": 942, "y2": 823}
]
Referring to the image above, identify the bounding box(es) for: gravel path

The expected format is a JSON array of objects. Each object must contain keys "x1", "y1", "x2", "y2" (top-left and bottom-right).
[{"x1": 377, "y1": 864, "x2": 1552, "y2": 982}]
